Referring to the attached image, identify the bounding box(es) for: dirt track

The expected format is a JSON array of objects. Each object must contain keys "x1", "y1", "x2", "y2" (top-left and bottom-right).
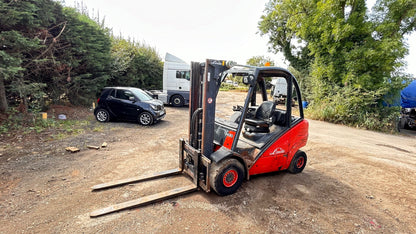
[{"x1": 1, "y1": 91, "x2": 416, "y2": 233}]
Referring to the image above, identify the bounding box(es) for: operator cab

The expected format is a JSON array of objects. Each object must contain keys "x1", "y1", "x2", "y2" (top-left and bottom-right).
[{"x1": 213, "y1": 66, "x2": 304, "y2": 156}]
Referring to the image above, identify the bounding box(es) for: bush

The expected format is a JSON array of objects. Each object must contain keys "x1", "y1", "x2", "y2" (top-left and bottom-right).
[{"x1": 306, "y1": 86, "x2": 400, "y2": 132}]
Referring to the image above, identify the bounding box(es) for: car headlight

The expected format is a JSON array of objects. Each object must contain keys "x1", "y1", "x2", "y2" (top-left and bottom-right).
[{"x1": 150, "y1": 104, "x2": 157, "y2": 110}]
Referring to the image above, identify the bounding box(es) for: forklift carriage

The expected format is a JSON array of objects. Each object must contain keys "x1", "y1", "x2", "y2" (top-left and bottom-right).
[{"x1": 90, "y1": 59, "x2": 309, "y2": 217}]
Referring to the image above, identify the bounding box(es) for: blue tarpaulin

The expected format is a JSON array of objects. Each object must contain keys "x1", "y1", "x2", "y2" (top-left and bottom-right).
[{"x1": 401, "y1": 80, "x2": 416, "y2": 108}]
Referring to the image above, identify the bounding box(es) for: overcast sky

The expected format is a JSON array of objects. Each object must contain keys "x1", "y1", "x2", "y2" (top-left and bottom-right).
[{"x1": 68, "y1": 0, "x2": 415, "y2": 77}]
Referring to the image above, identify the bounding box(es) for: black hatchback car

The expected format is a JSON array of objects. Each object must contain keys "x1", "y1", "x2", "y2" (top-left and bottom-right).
[{"x1": 94, "y1": 87, "x2": 165, "y2": 125}]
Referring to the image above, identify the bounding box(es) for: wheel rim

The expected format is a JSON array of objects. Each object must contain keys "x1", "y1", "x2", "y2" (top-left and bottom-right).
[
  {"x1": 173, "y1": 97, "x2": 181, "y2": 105},
  {"x1": 296, "y1": 157, "x2": 305, "y2": 168},
  {"x1": 97, "y1": 111, "x2": 107, "y2": 122},
  {"x1": 223, "y1": 169, "x2": 238, "y2": 187},
  {"x1": 140, "y1": 113, "x2": 151, "y2": 125}
]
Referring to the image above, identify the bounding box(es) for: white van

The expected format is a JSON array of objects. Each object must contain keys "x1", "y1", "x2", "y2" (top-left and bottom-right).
[{"x1": 270, "y1": 77, "x2": 287, "y2": 103}]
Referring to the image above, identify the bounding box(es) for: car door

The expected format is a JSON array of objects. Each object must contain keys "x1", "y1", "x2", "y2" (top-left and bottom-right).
[
  {"x1": 118, "y1": 89, "x2": 142, "y2": 120},
  {"x1": 107, "y1": 89, "x2": 140, "y2": 120},
  {"x1": 105, "y1": 89, "x2": 124, "y2": 118}
]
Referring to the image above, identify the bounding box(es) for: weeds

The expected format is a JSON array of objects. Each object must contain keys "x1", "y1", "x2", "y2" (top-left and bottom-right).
[{"x1": 0, "y1": 108, "x2": 92, "y2": 139}]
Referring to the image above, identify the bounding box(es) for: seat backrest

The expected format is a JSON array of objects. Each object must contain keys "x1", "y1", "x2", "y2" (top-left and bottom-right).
[
  {"x1": 274, "y1": 110, "x2": 287, "y2": 126},
  {"x1": 255, "y1": 101, "x2": 276, "y2": 121}
]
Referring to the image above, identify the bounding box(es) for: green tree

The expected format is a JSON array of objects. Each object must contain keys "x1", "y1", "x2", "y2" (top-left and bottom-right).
[
  {"x1": 0, "y1": 0, "x2": 65, "y2": 112},
  {"x1": 258, "y1": 1, "x2": 313, "y2": 74},
  {"x1": 259, "y1": 0, "x2": 416, "y2": 130},
  {"x1": 109, "y1": 37, "x2": 163, "y2": 90},
  {"x1": 56, "y1": 7, "x2": 112, "y2": 105},
  {"x1": 246, "y1": 55, "x2": 275, "y2": 67}
]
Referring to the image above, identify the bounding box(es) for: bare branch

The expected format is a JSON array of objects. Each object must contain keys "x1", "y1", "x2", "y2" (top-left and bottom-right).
[{"x1": 24, "y1": 22, "x2": 67, "y2": 68}]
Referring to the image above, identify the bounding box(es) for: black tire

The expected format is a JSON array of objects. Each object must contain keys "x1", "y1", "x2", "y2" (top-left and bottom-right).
[
  {"x1": 171, "y1": 95, "x2": 184, "y2": 107},
  {"x1": 138, "y1": 112, "x2": 154, "y2": 126},
  {"x1": 288, "y1": 150, "x2": 307, "y2": 174},
  {"x1": 403, "y1": 119, "x2": 411, "y2": 130},
  {"x1": 209, "y1": 159, "x2": 244, "y2": 196},
  {"x1": 95, "y1": 109, "x2": 110, "y2": 122},
  {"x1": 397, "y1": 117, "x2": 404, "y2": 132}
]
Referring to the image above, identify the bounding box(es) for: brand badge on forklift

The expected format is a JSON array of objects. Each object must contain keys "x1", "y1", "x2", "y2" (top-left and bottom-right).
[{"x1": 207, "y1": 98, "x2": 213, "y2": 104}]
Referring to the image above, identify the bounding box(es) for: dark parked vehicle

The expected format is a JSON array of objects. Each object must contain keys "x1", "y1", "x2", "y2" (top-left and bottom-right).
[{"x1": 94, "y1": 87, "x2": 166, "y2": 126}]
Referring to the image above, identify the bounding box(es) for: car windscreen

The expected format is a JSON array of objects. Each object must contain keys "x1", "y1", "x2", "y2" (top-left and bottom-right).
[{"x1": 131, "y1": 88, "x2": 152, "y2": 101}]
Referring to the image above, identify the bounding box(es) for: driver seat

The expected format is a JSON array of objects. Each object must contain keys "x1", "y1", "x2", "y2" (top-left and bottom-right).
[{"x1": 244, "y1": 101, "x2": 276, "y2": 133}]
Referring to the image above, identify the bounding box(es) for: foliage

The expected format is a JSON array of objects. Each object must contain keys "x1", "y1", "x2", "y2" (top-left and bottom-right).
[
  {"x1": 0, "y1": 0, "x2": 163, "y2": 114},
  {"x1": 288, "y1": 66, "x2": 311, "y2": 101},
  {"x1": 306, "y1": 86, "x2": 401, "y2": 132},
  {"x1": 0, "y1": 0, "x2": 64, "y2": 112},
  {"x1": 108, "y1": 37, "x2": 163, "y2": 90},
  {"x1": 258, "y1": 1, "x2": 313, "y2": 74},
  {"x1": 259, "y1": 0, "x2": 415, "y2": 131},
  {"x1": 246, "y1": 55, "x2": 275, "y2": 67},
  {"x1": 219, "y1": 83, "x2": 248, "y2": 92},
  {"x1": 56, "y1": 7, "x2": 112, "y2": 106}
]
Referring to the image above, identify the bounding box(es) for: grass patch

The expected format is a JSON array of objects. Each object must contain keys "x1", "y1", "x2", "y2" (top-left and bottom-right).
[
  {"x1": 0, "y1": 108, "x2": 93, "y2": 140},
  {"x1": 220, "y1": 84, "x2": 249, "y2": 92}
]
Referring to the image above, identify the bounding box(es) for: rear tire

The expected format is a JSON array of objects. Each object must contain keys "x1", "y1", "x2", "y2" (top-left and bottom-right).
[
  {"x1": 95, "y1": 109, "x2": 110, "y2": 122},
  {"x1": 209, "y1": 159, "x2": 244, "y2": 196},
  {"x1": 288, "y1": 150, "x2": 307, "y2": 174},
  {"x1": 171, "y1": 95, "x2": 184, "y2": 107},
  {"x1": 138, "y1": 112, "x2": 154, "y2": 126}
]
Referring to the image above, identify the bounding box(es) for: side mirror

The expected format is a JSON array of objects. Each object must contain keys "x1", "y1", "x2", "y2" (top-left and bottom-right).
[{"x1": 129, "y1": 96, "x2": 135, "y2": 102}]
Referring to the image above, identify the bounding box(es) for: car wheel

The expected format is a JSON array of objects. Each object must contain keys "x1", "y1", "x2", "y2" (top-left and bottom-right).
[
  {"x1": 288, "y1": 150, "x2": 307, "y2": 174},
  {"x1": 171, "y1": 95, "x2": 184, "y2": 107},
  {"x1": 209, "y1": 159, "x2": 244, "y2": 196},
  {"x1": 138, "y1": 111, "x2": 154, "y2": 126},
  {"x1": 95, "y1": 109, "x2": 110, "y2": 122}
]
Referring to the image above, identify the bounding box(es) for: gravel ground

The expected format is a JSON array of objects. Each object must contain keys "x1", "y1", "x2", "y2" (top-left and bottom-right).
[{"x1": 1, "y1": 91, "x2": 415, "y2": 233}]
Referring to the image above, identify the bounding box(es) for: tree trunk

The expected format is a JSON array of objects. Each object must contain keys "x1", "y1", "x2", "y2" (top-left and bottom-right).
[{"x1": 0, "y1": 76, "x2": 8, "y2": 113}]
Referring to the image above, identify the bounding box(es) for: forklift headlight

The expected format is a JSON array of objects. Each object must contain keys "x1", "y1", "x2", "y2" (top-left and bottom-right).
[{"x1": 226, "y1": 61, "x2": 237, "y2": 68}]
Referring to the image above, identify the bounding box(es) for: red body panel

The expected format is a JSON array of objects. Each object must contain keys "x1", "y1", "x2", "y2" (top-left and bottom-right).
[
  {"x1": 223, "y1": 130, "x2": 236, "y2": 149},
  {"x1": 248, "y1": 119, "x2": 309, "y2": 176}
]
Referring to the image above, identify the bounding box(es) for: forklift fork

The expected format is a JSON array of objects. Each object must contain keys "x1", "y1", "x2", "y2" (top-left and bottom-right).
[
  {"x1": 91, "y1": 168, "x2": 182, "y2": 191},
  {"x1": 90, "y1": 139, "x2": 208, "y2": 217},
  {"x1": 90, "y1": 184, "x2": 197, "y2": 217}
]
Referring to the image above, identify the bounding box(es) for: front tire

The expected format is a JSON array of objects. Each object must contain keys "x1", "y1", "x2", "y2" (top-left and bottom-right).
[
  {"x1": 95, "y1": 109, "x2": 110, "y2": 122},
  {"x1": 209, "y1": 159, "x2": 244, "y2": 196},
  {"x1": 171, "y1": 95, "x2": 184, "y2": 107},
  {"x1": 138, "y1": 112, "x2": 154, "y2": 126},
  {"x1": 288, "y1": 150, "x2": 307, "y2": 174}
]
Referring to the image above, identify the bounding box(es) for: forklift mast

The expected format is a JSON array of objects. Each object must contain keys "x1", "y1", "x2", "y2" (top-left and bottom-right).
[{"x1": 189, "y1": 60, "x2": 231, "y2": 156}]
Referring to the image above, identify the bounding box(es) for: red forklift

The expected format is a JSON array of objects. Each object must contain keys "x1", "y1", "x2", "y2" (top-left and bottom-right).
[{"x1": 90, "y1": 59, "x2": 309, "y2": 217}]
